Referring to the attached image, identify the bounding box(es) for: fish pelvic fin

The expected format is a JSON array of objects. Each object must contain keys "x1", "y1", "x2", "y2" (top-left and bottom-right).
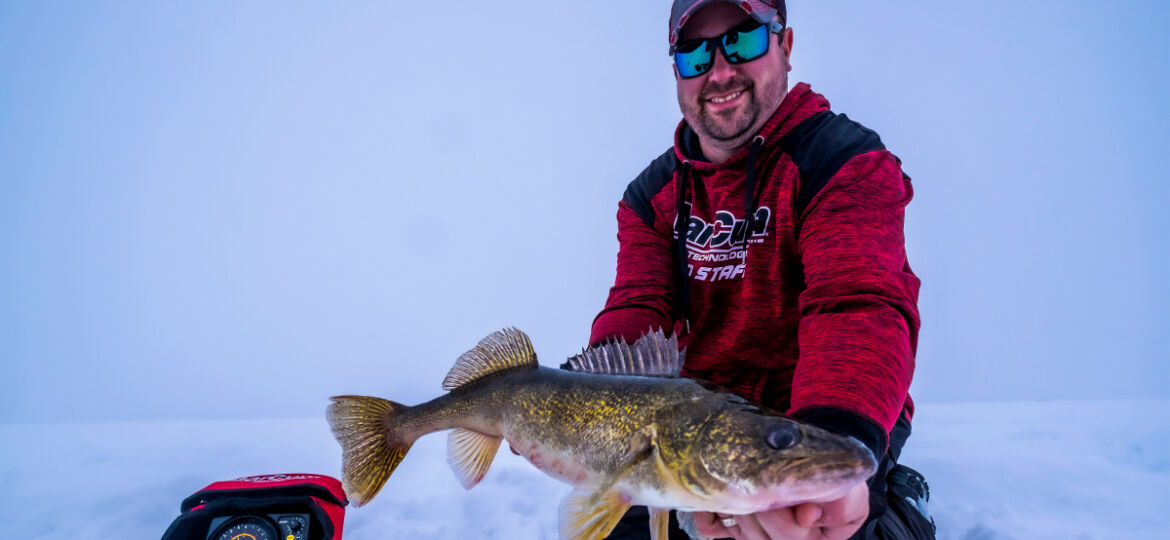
[
  {"x1": 558, "y1": 487, "x2": 632, "y2": 540},
  {"x1": 447, "y1": 428, "x2": 502, "y2": 489},
  {"x1": 326, "y1": 395, "x2": 411, "y2": 507},
  {"x1": 648, "y1": 507, "x2": 671, "y2": 540},
  {"x1": 442, "y1": 327, "x2": 537, "y2": 391},
  {"x1": 567, "y1": 328, "x2": 684, "y2": 377}
]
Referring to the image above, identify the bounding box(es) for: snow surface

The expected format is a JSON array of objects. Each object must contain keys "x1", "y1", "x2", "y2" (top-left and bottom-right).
[{"x1": 1, "y1": 398, "x2": 1166, "y2": 539}]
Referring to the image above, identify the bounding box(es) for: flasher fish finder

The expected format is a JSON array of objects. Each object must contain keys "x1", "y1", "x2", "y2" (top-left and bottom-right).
[{"x1": 160, "y1": 473, "x2": 347, "y2": 540}]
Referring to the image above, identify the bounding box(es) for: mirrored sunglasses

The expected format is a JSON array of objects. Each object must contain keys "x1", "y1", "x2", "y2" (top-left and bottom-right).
[{"x1": 673, "y1": 20, "x2": 781, "y2": 79}]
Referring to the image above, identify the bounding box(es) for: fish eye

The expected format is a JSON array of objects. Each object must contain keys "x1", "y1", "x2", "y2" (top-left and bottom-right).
[{"x1": 765, "y1": 425, "x2": 801, "y2": 450}]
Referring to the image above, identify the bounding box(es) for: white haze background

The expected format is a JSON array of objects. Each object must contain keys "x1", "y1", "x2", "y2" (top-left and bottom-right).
[{"x1": 2, "y1": 1, "x2": 1167, "y2": 539}]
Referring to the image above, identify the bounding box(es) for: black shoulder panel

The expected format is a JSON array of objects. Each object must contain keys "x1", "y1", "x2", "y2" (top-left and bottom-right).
[
  {"x1": 622, "y1": 147, "x2": 680, "y2": 226},
  {"x1": 785, "y1": 111, "x2": 886, "y2": 217}
]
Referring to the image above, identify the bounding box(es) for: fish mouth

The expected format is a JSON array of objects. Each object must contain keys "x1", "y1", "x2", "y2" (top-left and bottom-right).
[
  {"x1": 712, "y1": 451, "x2": 876, "y2": 513},
  {"x1": 803, "y1": 436, "x2": 878, "y2": 481},
  {"x1": 724, "y1": 469, "x2": 869, "y2": 513},
  {"x1": 772, "y1": 459, "x2": 874, "y2": 505},
  {"x1": 801, "y1": 464, "x2": 873, "y2": 488},
  {"x1": 758, "y1": 451, "x2": 875, "y2": 497},
  {"x1": 817, "y1": 452, "x2": 878, "y2": 483}
]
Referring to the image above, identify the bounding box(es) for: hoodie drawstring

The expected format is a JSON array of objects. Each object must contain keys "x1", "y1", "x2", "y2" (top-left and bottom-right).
[
  {"x1": 674, "y1": 137, "x2": 767, "y2": 334},
  {"x1": 744, "y1": 135, "x2": 766, "y2": 230},
  {"x1": 674, "y1": 161, "x2": 693, "y2": 331}
]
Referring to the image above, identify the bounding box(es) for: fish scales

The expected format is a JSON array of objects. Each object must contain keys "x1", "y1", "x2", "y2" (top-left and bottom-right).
[
  {"x1": 327, "y1": 328, "x2": 876, "y2": 540},
  {"x1": 402, "y1": 367, "x2": 712, "y2": 485}
]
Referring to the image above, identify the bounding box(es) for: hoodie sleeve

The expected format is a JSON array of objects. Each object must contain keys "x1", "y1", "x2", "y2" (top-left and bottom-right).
[
  {"x1": 589, "y1": 200, "x2": 680, "y2": 346},
  {"x1": 788, "y1": 150, "x2": 921, "y2": 448}
]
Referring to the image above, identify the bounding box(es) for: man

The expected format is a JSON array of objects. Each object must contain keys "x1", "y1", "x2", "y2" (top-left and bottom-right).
[{"x1": 587, "y1": 1, "x2": 934, "y2": 539}]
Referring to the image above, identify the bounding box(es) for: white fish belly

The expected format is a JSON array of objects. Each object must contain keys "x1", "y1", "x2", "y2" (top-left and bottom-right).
[{"x1": 503, "y1": 434, "x2": 596, "y2": 487}]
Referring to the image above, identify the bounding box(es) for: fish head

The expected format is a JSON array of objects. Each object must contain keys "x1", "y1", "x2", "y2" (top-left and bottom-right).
[{"x1": 669, "y1": 395, "x2": 878, "y2": 509}]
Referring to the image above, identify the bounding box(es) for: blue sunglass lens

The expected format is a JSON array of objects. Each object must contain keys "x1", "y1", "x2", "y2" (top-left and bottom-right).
[
  {"x1": 723, "y1": 23, "x2": 769, "y2": 63},
  {"x1": 674, "y1": 23, "x2": 770, "y2": 78},
  {"x1": 675, "y1": 41, "x2": 714, "y2": 79}
]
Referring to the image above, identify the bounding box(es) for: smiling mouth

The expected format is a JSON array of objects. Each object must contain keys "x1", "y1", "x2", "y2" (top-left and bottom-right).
[{"x1": 707, "y1": 90, "x2": 744, "y2": 104}]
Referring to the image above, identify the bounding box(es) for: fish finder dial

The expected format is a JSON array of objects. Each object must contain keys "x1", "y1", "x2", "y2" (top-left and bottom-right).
[{"x1": 211, "y1": 516, "x2": 277, "y2": 540}]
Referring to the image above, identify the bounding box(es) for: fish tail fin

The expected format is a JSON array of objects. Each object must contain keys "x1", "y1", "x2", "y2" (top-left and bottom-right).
[{"x1": 327, "y1": 395, "x2": 412, "y2": 506}]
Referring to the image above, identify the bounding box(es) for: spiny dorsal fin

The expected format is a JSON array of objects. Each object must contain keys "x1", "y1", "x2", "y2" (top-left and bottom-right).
[
  {"x1": 567, "y1": 328, "x2": 684, "y2": 377},
  {"x1": 442, "y1": 327, "x2": 537, "y2": 390}
]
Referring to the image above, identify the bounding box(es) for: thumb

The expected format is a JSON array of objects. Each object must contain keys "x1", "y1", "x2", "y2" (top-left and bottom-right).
[{"x1": 794, "y1": 503, "x2": 823, "y2": 528}]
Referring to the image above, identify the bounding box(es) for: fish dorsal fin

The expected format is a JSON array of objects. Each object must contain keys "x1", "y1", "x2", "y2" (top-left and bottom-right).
[
  {"x1": 567, "y1": 328, "x2": 684, "y2": 377},
  {"x1": 442, "y1": 327, "x2": 537, "y2": 390}
]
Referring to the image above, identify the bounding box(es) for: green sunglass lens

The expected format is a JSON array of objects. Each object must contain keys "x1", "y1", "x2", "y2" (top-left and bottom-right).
[
  {"x1": 675, "y1": 41, "x2": 714, "y2": 78},
  {"x1": 723, "y1": 24, "x2": 769, "y2": 63}
]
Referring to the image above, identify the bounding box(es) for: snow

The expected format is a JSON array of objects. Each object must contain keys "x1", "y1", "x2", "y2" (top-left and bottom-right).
[{"x1": 1, "y1": 398, "x2": 1166, "y2": 540}]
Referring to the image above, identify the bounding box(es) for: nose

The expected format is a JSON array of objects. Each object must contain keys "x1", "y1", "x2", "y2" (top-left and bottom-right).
[
  {"x1": 765, "y1": 425, "x2": 802, "y2": 450},
  {"x1": 704, "y1": 48, "x2": 738, "y2": 83}
]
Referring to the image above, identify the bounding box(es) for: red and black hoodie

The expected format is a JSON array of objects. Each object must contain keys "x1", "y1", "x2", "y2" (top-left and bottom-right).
[{"x1": 590, "y1": 83, "x2": 921, "y2": 460}]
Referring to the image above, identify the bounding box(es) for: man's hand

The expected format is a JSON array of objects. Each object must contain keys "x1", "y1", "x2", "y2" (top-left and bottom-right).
[{"x1": 692, "y1": 482, "x2": 869, "y2": 540}]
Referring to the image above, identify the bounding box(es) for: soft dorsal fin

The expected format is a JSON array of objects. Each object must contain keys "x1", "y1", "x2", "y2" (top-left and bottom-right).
[
  {"x1": 442, "y1": 327, "x2": 537, "y2": 390},
  {"x1": 567, "y1": 329, "x2": 684, "y2": 377}
]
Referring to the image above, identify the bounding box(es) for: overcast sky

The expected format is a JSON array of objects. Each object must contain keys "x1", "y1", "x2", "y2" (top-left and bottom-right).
[{"x1": 3, "y1": 0, "x2": 1167, "y2": 423}]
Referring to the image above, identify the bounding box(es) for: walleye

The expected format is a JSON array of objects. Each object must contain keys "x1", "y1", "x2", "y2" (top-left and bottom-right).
[{"x1": 327, "y1": 328, "x2": 876, "y2": 540}]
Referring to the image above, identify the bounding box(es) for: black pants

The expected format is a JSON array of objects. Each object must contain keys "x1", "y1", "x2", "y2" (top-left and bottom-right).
[{"x1": 605, "y1": 417, "x2": 935, "y2": 540}]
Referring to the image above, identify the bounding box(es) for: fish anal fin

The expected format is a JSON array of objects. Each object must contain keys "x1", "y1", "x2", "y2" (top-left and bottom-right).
[
  {"x1": 446, "y1": 428, "x2": 502, "y2": 489},
  {"x1": 442, "y1": 328, "x2": 537, "y2": 390},
  {"x1": 558, "y1": 487, "x2": 632, "y2": 540},
  {"x1": 648, "y1": 507, "x2": 671, "y2": 540},
  {"x1": 567, "y1": 328, "x2": 685, "y2": 377}
]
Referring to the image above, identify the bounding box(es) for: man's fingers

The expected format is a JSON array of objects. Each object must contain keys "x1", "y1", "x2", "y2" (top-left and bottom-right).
[
  {"x1": 728, "y1": 514, "x2": 770, "y2": 540},
  {"x1": 692, "y1": 511, "x2": 732, "y2": 537},
  {"x1": 793, "y1": 502, "x2": 823, "y2": 528},
  {"x1": 692, "y1": 488, "x2": 869, "y2": 540},
  {"x1": 815, "y1": 483, "x2": 870, "y2": 527},
  {"x1": 755, "y1": 507, "x2": 814, "y2": 540}
]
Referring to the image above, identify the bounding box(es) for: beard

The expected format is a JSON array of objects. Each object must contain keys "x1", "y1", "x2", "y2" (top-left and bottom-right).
[
  {"x1": 693, "y1": 79, "x2": 760, "y2": 142},
  {"x1": 680, "y1": 71, "x2": 786, "y2": 151}
]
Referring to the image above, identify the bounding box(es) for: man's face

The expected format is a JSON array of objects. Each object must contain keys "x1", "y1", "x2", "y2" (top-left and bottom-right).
[{"x1": 675, "y1": 2, "x2": 792, "y2": 152}]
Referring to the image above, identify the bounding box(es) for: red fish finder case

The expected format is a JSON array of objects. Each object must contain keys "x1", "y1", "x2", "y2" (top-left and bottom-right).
[{"x1": 160, "y1": 473, "x2": 348, "y2": 540}]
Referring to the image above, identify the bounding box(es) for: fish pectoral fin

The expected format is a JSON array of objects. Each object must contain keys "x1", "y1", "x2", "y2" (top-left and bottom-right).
[
  {"x1": 446, "y1": 428, "x2": 502, "y2": 489},
  {"x1": 558, "y1": 487, "x2": 632, "y2": 540},
  {"x1": 585, "y1": 431, "x2": 653, "y2": 497},
  {"x1": 648, "y1": 507, "x2": 670, "y2": 540}
]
